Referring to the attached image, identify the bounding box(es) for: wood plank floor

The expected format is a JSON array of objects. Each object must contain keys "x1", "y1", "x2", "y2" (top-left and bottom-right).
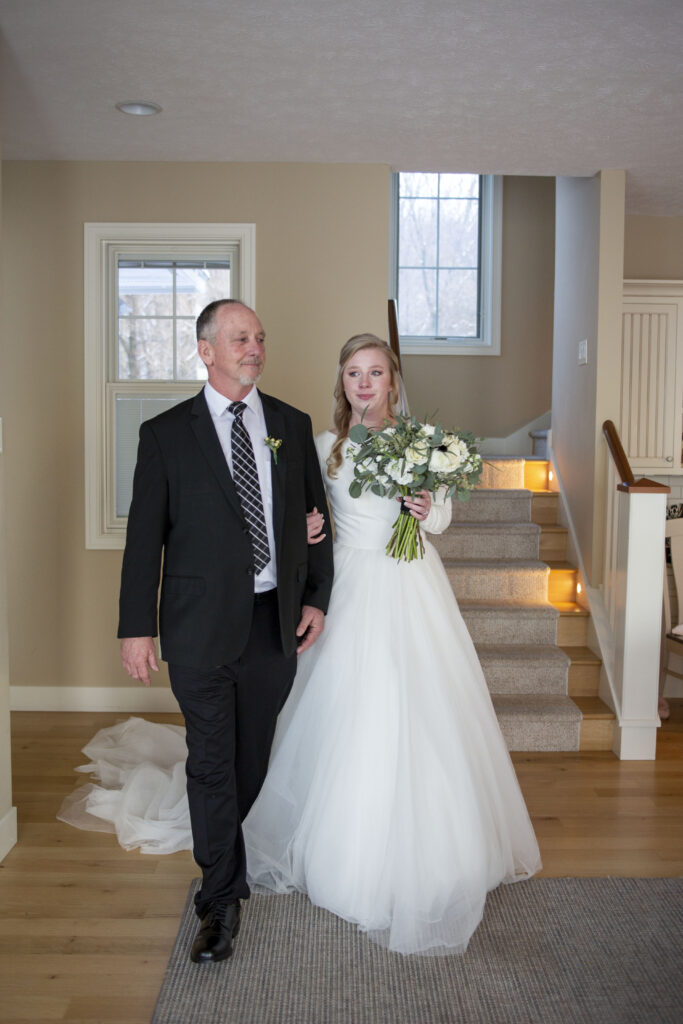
[{"x1": 1, "y1": 705, "x2": 681, "y2": 1023}]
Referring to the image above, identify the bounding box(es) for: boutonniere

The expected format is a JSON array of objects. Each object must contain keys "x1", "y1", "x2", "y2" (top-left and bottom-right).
[{"x1": 264, "y1": 436, "x2": 283, "y2": 464}]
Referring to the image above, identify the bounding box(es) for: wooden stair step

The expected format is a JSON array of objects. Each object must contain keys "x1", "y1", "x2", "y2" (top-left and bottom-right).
[
  {"x1": 574, "y1": 696, "x2": 616, "y2": 751},
  {"x1": 560, "y1": 644, "x2": 602, "y2": 697},
  {"x1": 523, "y1": 459, "x2": 550, "y2": 492},
  {"x1": 532, "y1": 491, "x2": 559, "y2": 524},
  {"x1": 539, "y1": 524, "x2": 568, "y2": 560},
  {"x1": 546, "y1": 561, "x2": 578, "y2": 604},
  {"x1": 555, "y1": 602, "x2": 589, "y2": 645}
]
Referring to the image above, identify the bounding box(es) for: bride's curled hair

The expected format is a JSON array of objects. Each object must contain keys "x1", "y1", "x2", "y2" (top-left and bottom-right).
[{"x1": 327, "y1": 333, "x2": 402, "y2": 478}]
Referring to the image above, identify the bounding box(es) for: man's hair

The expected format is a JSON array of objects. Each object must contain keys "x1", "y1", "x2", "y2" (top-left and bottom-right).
[{"x1": 196, "y1": 299, "x2": 250, "y2": 344}]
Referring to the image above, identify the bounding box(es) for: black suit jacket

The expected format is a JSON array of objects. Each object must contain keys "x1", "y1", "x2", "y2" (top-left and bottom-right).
[{"x1": 118, "y1": 389, "x2": 334, "y2": 668}]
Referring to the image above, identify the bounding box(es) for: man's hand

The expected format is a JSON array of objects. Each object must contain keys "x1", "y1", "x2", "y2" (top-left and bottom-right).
[
  {"x1": 296, "y1": 605, "x2": 325, "y2": 654},
  {"x1": 120, "y1": 636, "x2": 159, "y2": 686},
  {"x1": 306, "y1": 507, "x2": 326, "y2": 545}
]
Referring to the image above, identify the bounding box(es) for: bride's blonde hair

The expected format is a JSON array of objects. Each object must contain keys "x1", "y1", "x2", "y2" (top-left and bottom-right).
[{"x1": 327, "y1": 334, "x2": 401, "y2": 478}]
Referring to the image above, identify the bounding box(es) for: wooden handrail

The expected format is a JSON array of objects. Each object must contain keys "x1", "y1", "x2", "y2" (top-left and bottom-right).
[
  {"x1": 602, "y1": 420, "x2": 670, "y2": 494},
  {"x1": 388, "y1": 299, "x2": 402, "y2": 375}
]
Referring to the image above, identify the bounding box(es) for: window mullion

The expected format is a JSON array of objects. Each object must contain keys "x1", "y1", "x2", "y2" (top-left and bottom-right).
[{"x1": 172, "y1": 263, "x2": 178, "y2": 380}]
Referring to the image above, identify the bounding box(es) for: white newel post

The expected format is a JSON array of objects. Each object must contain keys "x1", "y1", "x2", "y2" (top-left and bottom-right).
[{"x1": 612, "y1": 489, "x2": 667, "y2": 759}]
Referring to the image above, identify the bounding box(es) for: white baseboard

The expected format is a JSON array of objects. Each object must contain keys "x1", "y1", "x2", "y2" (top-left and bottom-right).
[
  {"x1": 10, "y1": 686, "x2": 180, "y2": 712},
  {"x1": 0, "y1": 805, "x2": 17, "y2": 862},
  {"x1": 613, "y1": 720, "x2": 659, "y2": 760}
]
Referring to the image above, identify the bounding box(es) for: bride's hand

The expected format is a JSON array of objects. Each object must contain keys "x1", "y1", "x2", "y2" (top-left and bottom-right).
[
  {"x1": 400, "y1": 490, "x2": 431, "y2": 521},
  {"x1": 306, "y1": 506, "x2": 326, "y2": 545}
]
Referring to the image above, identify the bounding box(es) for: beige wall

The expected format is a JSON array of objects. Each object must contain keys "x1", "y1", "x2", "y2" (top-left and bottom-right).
[
  {"x1": 624, "y1": 215, "x2": 683, "y2": 280},
  {"x1": 0, "y1": 149, "x2": 18, "y2": 858},
  {"x1": 1, "y1": 163, "x2": 558, "y2": 695},
  {"x1": 402, "y1": 176, "x2": 555, "y2": 437},
  {"x1": 0, "y1": 161, "x2": 389, "y2": 691},
  {"x1": 552, "y1": 171, "x2": 626, "y2": 584}
]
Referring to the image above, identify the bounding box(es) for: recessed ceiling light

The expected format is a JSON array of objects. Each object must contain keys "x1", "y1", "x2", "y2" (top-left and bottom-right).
[{"x1": 115, "y1": 101, "x2": 162, "y2": 116}]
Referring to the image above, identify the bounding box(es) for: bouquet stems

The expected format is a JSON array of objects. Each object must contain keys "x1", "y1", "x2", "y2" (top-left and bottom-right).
[{"x1": 386, "y1": 500, "x2": 425, "y2": 562}]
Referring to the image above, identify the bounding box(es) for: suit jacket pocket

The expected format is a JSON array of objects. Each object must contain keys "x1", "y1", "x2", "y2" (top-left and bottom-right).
[{"x1": 163, "y1": 575, "x2": 206, "y2": 596}]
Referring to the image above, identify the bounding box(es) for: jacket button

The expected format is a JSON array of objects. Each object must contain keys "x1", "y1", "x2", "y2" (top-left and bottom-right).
[
  {"x1": 242, "y1": 526, "x2": 250, "y2": 535},
  {"x1": 246, "y1": 566, "x2": 255, "y2": 576}
]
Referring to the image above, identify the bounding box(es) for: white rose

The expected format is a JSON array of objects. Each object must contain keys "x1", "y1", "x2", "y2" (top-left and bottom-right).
[
  {"x1": 421, "y1": 423, "x2": 436, "y2": 436},
  {"x1": 405, "y1": 441, "x2": 429, "y2": 465},
  {"x1": 446, "y1": 437, "x2": 468, "y2": 458},
  {"x1": 430, "y1": 448, "x2": 461, "y2": 473},
  {"x1": 386, "y1": 461, "x2": 414, "y2": 486}
]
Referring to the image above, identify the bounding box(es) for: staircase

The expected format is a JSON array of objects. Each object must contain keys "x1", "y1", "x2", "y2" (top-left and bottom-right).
[{"x1": 431, "y1": 456, "x2": 614, "y2": 752}]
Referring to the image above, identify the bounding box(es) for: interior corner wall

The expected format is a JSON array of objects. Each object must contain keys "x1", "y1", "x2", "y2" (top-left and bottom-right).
[
  {"x1": 0, "y1": 161, "x2": 389, "y2": 694},
  {"x1": 552, "y1": 176, "x2": 601, "y2": 581},
  {"x1": 552, "y1": 171, "x2": 626, "y2": 585},
  {"x1": 592, "y1": 170, "x2": 626, "y2": 579},
  {"x1": 401, "y1": 176, "x2": 555, "y2": 438},
  {"x1": 0, "y1": 148, "x2": 19, "y2": 859}
]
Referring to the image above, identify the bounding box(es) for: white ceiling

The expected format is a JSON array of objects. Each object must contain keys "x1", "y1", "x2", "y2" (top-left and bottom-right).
[{"x1": 1, "y1": 0, "x2": 681, "y2": 214}]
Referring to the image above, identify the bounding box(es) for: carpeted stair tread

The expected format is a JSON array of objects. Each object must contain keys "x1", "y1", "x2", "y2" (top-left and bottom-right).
[
  {"x1": 445, "y1": 560, "x2": 549, "y2": 601},
  {"x1": 445, "y1": 522, "x2": 540, "y2": 533},
  {"x1": 451, "y1": 489, "x2": 532, "y2": 523},
  {"x1": 459, "y1": 600, "x2": 559, "y2": 645},
  {"x1": 492, "y1": 694, "x2": 582, "y2": 751},
  {"x1": 444, "y1": 557, "x2": 548, "y2": 569},
  {"x1": 476, "y1": 644, "x2": 570, "y2": 695},
  {"x1": 432, "y1": 522, "x2": 541, "y2": 560}
]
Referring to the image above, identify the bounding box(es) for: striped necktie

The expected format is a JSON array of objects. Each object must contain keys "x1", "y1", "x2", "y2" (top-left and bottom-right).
[{"x1": 229, "y1": 401, "x2": 271, "y2": 574}]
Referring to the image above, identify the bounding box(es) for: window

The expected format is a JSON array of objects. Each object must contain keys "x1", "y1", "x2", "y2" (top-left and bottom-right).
[
  {"x1": 85, "y1": 223, "x2": 255, "y2": 548},
  {"x1": 390, "y1": 173, "x2": 502, "y2": 355}
]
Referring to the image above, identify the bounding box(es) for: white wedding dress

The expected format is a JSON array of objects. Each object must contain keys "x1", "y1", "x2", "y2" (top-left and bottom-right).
[{"x1": 59, "y1": 430, "x2": 541, "y2": 955}]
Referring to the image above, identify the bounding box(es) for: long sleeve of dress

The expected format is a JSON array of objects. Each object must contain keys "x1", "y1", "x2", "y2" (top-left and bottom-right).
[{"x1": 421, "y1": 487, "x2": 452, "y2": 535}]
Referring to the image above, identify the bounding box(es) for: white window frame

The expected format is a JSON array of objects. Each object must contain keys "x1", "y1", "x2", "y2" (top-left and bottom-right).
[
  {"x1": 84, "y1": 222, "x2": 256, "y2": 549},
  {"x1": 389, "y1": 174, "x2": 503, "y2": 356}
]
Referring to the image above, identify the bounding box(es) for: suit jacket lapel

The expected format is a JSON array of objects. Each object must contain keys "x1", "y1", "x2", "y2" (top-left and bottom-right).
[
  {"x1": 189, "y1": 390, "x2": 243, "y2": 518},
  {"x1": 260, "y1": 392, "x2": 287, "y2": 556}
]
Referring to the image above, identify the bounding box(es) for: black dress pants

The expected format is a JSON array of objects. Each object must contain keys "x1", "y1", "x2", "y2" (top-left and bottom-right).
[{"x1": 168, "y1": 589, "x2": 297, "y2": 918}]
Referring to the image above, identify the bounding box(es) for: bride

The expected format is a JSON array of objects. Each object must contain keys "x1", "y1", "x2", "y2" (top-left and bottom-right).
[{"x1": 59, "y1": 333, "x2": 541, "y2": 956}]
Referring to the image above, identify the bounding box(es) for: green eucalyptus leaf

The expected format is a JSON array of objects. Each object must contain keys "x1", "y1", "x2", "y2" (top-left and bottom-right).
[{"x1": 348, "y1": 423, "x2": 369, "y2": 443}]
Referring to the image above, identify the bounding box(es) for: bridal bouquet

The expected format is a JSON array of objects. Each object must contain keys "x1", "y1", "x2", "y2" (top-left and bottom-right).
[{"x1": 347, "y1": 414, "x2": 482, "y2": 562}]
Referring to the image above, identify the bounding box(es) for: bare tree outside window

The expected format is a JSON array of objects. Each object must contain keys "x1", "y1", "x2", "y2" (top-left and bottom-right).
[
  {"x1": 117, "y1": 260, "x2": 231, "y2": 381},
  {"x1": 397, "y1": 173, "x2": 481, "y2": 339}
]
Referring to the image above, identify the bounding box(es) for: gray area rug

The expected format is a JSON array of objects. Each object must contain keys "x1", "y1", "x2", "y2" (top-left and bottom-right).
[{"x1": 152, "y1": 878, "x2": 682, "y2": 1024}]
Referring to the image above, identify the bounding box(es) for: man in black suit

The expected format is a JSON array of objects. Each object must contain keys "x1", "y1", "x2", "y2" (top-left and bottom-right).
[{"x1": 118, "y1": 299, "x2": 334, "y2": 963}]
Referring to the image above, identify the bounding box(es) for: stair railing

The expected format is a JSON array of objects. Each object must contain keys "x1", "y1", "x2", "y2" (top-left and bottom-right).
[{"x1": 596, "y1": 419, "x2": 669, "y2": 758}]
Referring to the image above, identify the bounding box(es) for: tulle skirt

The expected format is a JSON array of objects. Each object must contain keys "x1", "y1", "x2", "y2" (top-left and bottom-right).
[{"x1": 243, "y1": 539, "x2": 541, "y2": 954}]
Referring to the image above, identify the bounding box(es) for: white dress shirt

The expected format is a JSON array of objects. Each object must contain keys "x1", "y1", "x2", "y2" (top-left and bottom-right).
[{"x1": 203, "y1": 382, "x2": 277, "y2": 592}]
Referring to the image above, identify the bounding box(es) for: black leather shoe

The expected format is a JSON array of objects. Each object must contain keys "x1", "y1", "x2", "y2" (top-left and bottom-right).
[{"x1": 190, "y1": 900, "x2": 241, "y2": 963}]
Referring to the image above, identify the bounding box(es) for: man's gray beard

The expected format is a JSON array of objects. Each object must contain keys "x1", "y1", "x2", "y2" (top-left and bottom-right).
[{"x1": 237, "y1": 367, "x2": 263, "y2": 386}]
